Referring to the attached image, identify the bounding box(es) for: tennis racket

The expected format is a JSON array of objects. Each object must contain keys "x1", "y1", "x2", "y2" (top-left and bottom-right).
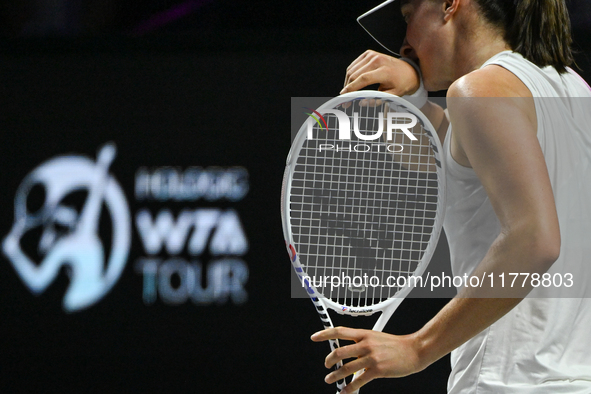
[{"x1": 281, "y1": 91, "x2": 446, "y2": 393}]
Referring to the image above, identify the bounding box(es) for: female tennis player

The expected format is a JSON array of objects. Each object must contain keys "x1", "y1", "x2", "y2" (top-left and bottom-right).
[{"x1": 311, "y1": 0, "x2": 591, "y2": 393}]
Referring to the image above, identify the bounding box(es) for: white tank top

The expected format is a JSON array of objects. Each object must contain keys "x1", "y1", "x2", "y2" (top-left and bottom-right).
[{"x1": 444, "y1": 51, "x2": 591, "y2": 393}]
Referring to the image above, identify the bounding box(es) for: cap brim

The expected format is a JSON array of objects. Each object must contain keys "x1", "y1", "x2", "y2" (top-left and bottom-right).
[{"x1": 357, "y1": 0, "x2": 407, "y2": 57}]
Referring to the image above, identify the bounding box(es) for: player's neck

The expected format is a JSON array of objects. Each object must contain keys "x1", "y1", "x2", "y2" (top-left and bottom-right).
[{"x1": 451, "y1": 27, "x2": 511, "y2": 80}]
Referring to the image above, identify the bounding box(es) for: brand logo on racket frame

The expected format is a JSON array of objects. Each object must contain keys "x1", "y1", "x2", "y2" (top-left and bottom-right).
[
  {"x1": 340, "y1": 306, "x2": 374, "y2": 315},
  {"x1": 305, "y1": 108, "x2": 418, "y2": 142},
  {"x1": 286, "y1": 243, "x2": 297, "y2": 262},
  {"x1": 343, "y1": 307, "x2": 373, "y2": 315}
]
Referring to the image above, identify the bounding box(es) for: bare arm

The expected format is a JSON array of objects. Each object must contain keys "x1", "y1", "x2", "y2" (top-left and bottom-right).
[
  {"x1": 415, "y1": 66, "x2": 560, "y2": 363},
  {"x1": 342, "y1": 50, "x2": 449, "y2": 143},
  {"x1": 312, "y1": 66, "x2": 560, "y2": 393}
]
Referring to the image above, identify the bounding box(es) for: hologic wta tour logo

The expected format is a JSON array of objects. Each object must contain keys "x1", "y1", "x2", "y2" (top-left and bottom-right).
[
  {"x1": 2, "y1": 142, "x2": 251, "y2": 312},
  {"x1": 2, "y1": 143, "x2": 131, "y2": 312}
]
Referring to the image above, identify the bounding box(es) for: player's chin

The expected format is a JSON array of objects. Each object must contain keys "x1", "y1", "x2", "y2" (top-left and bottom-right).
[
  {"x1": 422, "y1": 78, "x2": 434, "y2": 92},
  {"x1": 423, "y1": 75, "x2": 448, "y2": 93},
  {"x1": 420, "y1": 66, "x2": 447, "y2": 92}
]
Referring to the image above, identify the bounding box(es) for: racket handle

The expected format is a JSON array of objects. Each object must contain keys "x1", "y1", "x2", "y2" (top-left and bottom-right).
[
  {"x1": 327, "y1": 338, "x2": 346, "y2": 393},
  {"x1": 338, "y1": 369, "x2": 363, "y2": 394},
  {"x1": 306, "y1": 294, "x2": 346, "y2": 393},
  {"x1": 334, "y1": 369, "x2": 363, "y2": 394},
  {"x1": 335, "y1": 386, "x2": 360, "y2": 393}
]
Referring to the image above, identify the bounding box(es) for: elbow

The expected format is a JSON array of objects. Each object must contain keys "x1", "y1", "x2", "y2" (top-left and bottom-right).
[
  {"x1": 526, "y1": 225, "x2": 561, "y2": 272},
  {"x1": 537, "y1": 236, "x2": 560, "y2": 272},
  {"x1": 504, "y1": 219, "x2": 561, "y2": 273}
]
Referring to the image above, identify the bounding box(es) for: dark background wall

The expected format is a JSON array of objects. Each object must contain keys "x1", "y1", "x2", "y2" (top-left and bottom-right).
[{"x1": 0, "y1": 1, "x2": 589, "y2": 393}]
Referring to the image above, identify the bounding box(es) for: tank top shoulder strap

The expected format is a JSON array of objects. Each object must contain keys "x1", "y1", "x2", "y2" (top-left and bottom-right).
[{"x1": 480, "y1": 50, "x2": 562, "y2": 97}]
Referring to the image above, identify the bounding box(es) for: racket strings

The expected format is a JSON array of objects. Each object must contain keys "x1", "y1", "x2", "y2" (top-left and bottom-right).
[{"x1": 290, "y1": 98, "x2": 440, "y2": 308}]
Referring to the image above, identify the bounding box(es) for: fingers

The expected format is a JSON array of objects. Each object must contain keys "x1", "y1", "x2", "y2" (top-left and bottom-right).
[
  {"x1": 344, "y1": 51, "x2": 374, "y2": 83},
  {"x1": 324, "y1": 357, "x2": 366, "y2": 384},
  {"x1": 342, "y1": 69, "x2": 384, "y2": 94},
  {"x1": 341, "y1": 370, "x2": 374, "y2": 394},
  {"x1": 311, "y1": 326, "x2": 365, "y2": 343},
  {"x1": 358, "y1": 98, "x2": 384, "y2": 107},
  {"x1": 342, "y1": 44, "x2": 425, "y2": 103},
  {"x1": 343, "y1": 50, "x2": 382, "y2": 92},
  {"x1": 324, "y1": 342, "x2": 367, "y2": 369},
  {"x1": 343, "y1": 51, "x2": 371, "y2": 88},
  {"x1": 346, "y1": 50, "x2": 376, "y2": 77},
  {"x1": 345, "y1": 51, "x2": 389, "y2": 85},
  {"x1": 341, "y1": 50, "x2": 420, "y2": 98},
  {"x1": 312, "y1": 327, "x2": 426, "y2": 391},
  {"x1": 325, "y1": 357, "x2": 376, "y2": 394},
  {"x1": 343, "y1": 51, "x2": 387, "y2": 94}
]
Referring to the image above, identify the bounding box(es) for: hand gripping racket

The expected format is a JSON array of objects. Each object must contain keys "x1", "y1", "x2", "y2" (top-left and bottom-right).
[{"x1": 281, "y1": 91, "x2": 446, "y2": 393}]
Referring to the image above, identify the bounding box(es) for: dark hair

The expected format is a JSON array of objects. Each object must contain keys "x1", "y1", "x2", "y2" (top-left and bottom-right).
[{"x1": 474, "y1": 0, "x2": 573, "y2": 73}]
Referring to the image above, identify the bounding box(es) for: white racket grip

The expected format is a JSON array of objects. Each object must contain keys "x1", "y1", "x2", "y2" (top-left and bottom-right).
[
  {"x1": 400, "y1": 58, "x2": 428, "y2": 109},
  {"x1": 310, "y1": 296, "x2": 346, "y2": 393},
  {"x1": 347, "y1": 370, "x2": 364, "y2": 394},
  {"x1": 339, "y1": 299, "x2": 402, "y2": 394}
]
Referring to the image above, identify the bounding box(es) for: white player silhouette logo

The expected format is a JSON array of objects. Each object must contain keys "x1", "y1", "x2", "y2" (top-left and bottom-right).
[{"x1": 3, "y1": 143, "x2": 131, "y2": 312}]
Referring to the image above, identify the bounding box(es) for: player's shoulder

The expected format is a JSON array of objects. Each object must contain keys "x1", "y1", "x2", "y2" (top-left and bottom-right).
[{"x1": 447, "y1": 66, "x2": 532, "y2": 99}]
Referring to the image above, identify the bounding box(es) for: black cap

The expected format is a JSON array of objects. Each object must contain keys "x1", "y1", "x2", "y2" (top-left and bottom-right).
[{"x1": 357, "y1": 0, "x2": 407, "y2": 56}]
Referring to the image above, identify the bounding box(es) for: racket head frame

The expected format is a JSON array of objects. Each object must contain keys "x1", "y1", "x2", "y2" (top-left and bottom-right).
[
  {"x1": 282, "y1": 91, "x2": 447, "y2": 392},
  {"x1": 284, "y1": 91, "x2": 446, "y2": 313}
]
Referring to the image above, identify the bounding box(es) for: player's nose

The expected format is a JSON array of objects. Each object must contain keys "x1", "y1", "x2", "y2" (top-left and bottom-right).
[{"x1": 399, "y1": 38, "x2": 418, "y2": 62}]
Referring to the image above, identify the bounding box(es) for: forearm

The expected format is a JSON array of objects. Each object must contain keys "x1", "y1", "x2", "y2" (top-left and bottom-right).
[
  {"x1": 310, "y1": 228, "x2": 557, "y2": 390},
  {"x1": 414, "y1": 295, "x2": 521, "y2": 369},
  {"x1": 413, "y1": 228, "x2": 559, "y2": 369}
]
